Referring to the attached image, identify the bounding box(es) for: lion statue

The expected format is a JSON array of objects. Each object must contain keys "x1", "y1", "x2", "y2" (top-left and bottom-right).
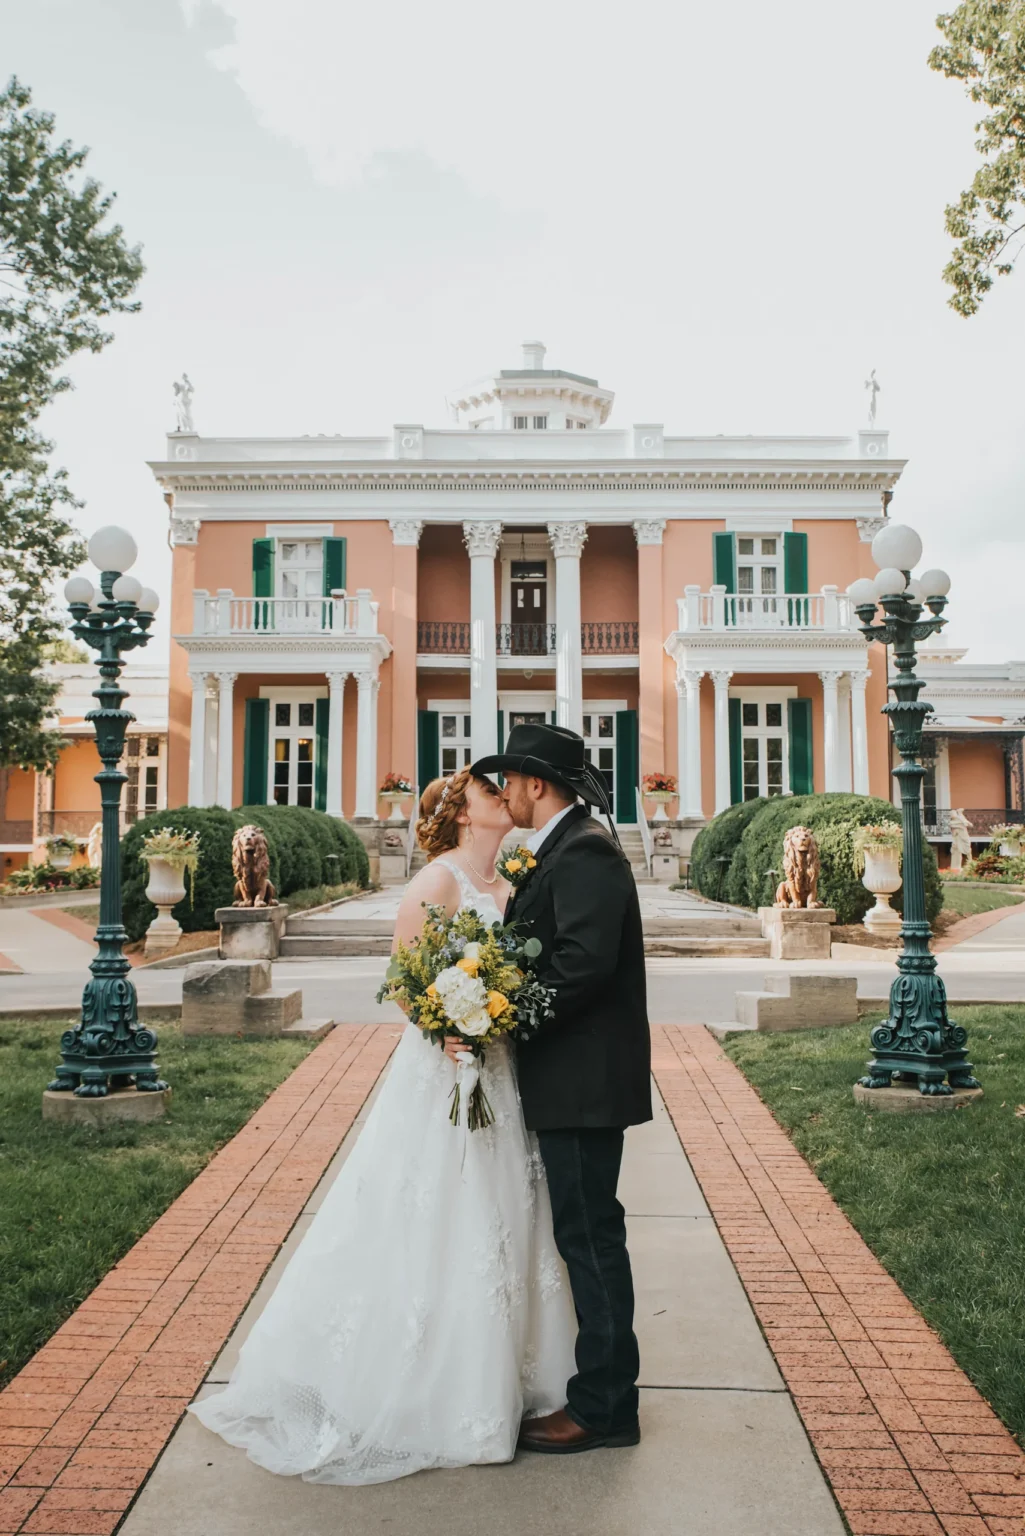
[
  {"x1": 774, "y1": 825, "x2": 823, "y2": 909},
  {"x1": 231, "y1": 823, "x2": 278, "y2": 908}
]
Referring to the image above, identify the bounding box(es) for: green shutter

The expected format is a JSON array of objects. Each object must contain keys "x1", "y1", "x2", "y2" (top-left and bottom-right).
[
  {"x1": 253, "y1": 539, "x2": 274, "y2": 596},
  {"x1": 713, "y1": 532, "x2": 736, "y2": 593},
  {"x1": 315, "y1": 698, "x2": 329, "y2": 812},
  {"x1": 243, "y1": 699, "x2": 269, "y2": 806},
  {"x1": 323, "y1": 537, "x2": 346, "y2": 595},
  {"x1": 417, "y1": 709, "x2": 439, "y2": 786},
  {"x1": 615, "y1": 709, "x2": 638, "y2": 823},
  {"x1": 784, "y1": 532, "x2": 809, "y2": 625},
  {"x1": 550, "y1": 711, "x2": 557, "y2": 725},
  {"x1": 788, "y1": 698, "x2": 813, "y2": 795},
  {"x1": 729, "y1": 698, "x2": 743, "y2": 806}
]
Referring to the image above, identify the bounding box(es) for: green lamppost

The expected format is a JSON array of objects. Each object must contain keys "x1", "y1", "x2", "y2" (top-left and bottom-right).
[
  {"x1": 847, "y1": 522, "x2": 980, "y2": 1099},
  {"x1": 47, "y1": 525, "x2": 168, "y2": 1100}
]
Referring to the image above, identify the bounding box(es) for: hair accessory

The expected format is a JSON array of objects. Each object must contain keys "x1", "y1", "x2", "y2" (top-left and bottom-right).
[{"x1": 427, "y1": 777, "x2": 453, "y2": 826}]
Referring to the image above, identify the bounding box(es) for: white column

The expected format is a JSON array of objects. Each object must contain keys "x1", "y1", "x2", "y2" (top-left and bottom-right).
[
  {"x1": 711, "y1": 670, "x2": 734, "y2": 813},
  {"x1": 187, "y1": 673, "x2": 208, "y2": 806},
  {"x1": 215, "y1": 670, "x2": 236, "y2": 808},
  {"x1": 325, "y1": 670, "x2": 347, "y2": 818},
  {"x1": 936, "y1": 735, "x2": 951, "y2": 810},
  {"x1": 354, "y1": 669, "x2": 380, "y2": 819},
  {"x1": 676, "y1": 669, "x2": 704, "y2": 818},
  {"x1": 549, "y1": 521, "x2": 588, "y2": 735},
  {"x1": 850, "y1": 669, "x2": 870, "y2": 795},
  {"x1": 837, "y1": 674, "x2": 853, "y2": 792},
  {"x1": 463, "y1": 521, "x2": 502, "y2": 761},
  {"x1": 820, "y1": 670, "x2": 843, "y2": 792}
]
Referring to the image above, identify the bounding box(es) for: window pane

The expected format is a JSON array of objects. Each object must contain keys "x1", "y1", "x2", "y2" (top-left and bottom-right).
[
  {"x1": 738, "y1": 538, "x2": 754, "y2": 556},
  {"x1": 462, "y1": 748, "x2": 471, "y2": 765},
  {"x1": 766, "y1": 703, "x2": 782, "y2": 728},
  {"x1": 737, "y1": 567, "x2": 753, "y2": 594},
  {"x1": 145, "y1": 737, "x2": 160, "y2": 757},
  {"x1": 275, "y1": 703, "x2": 291, "y2": 727},
  {"x1": 282, "y1": 573, "x2": 298, "y2": 598},
  {"x1": 441, "y1": 748, "x2": 457, "y2": 772},
  {"x1": 305, "y1": 570, "x2": 321, "y2": 596},
  {"x1": 304, "y1": 542, "x2": 321, "y2": 561},
  {"x1": 297, "y1": 738, "x2": 313, "y2": 763},
  {"x1": 281, "y1": 542, "x2": 297, "y2": 560},
  {"x1": 297, "y1": 785, "x2": 312, "y2": 807},
  {"x1": 463, "y1": 716, "x2": 471, "y2": 736},
  {"x1": 761, "y1": 567, "x2": 777, "y2": 594},
  {"x1": 533, "y1": 415, "x2": 547, "y2": 429},
  {"x1": 766, "y1": 738, "x2": 782, "y2": 761},
  {"x1": 441, "y1": 715, "x2": 456, "y2": 738},
  {"x1": 126, "y1": 738, "x2": 139, "y2": 760},
  {"x1": 582, "y1": 715, "x2": 592, "y2": 736},
  {"x1": 598, "y1": 716, "x2": 613, "y2": 738},
  {"x1": 598, "y1": 747, "x2": 614, "y2": 770},
  {"x1": 274, "y1": 738, "x2": 289, "y2": 762},
  {"x1": 742, "y1": 702, "x2": 758, "y2": 727},
  {"x1": 298, "y1": 702, "x2": 314, "y2": 728},
  {"x1": 761, "y1": 539, "x2": 777, "y2": 556},
  {"x1": 743, "y1": 739, "x2": 758, "y2": 762},
  {"x1": 514, "y1": 416, "x2": 528, "y2": 429}
]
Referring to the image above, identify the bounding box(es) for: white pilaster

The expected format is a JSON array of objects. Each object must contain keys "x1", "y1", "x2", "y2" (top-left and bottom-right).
[
  {"x1": 676, "y1": 669, "x2": 704, "y2": 818},
  {"x1": 325, "y1": 671, "x2": 348, "y2": 818},
  {"x1": 838, "y1": 673, "x2": 853, "y2": 793},
  {"x1": 204, "y1": 679, "x2": 219, "y2": 806},
  {"x1": 936, "y1": 735, "x2": 951, "y2": 810},
  {"x1": 850, "y1": 670, "x2": 871, "y2": 795},
  {"x1": 215, "y1": 671, "x2": 236, "y2": 808},
  {"x1": 187, "y1": 673, "x2": 208, "y2": 806},
  {"x1": 820, "y1": 670, "x2": 843, "y2": 793},
  {"x1": 389, "y1": 518, "x2": 424, "y2": 547},
  {"x1": 463, "y1": 521, "x2": 502, "y2": 761},
  {"x1": 548, "y1": 521, "x2": 588, "y2": 735},
  {"x1": 354, "y1": 669, "x2": 380, "y2": 819},
  {"x1": 711, "y1": 670, "x2": 734, "y2": 813}
]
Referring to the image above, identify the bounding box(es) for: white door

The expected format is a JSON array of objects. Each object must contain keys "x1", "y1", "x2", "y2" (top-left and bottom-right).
[
  {"x1": 438, "y1": 709, "x2": 472, "y2": 776},
  {"x1": 581, "y1": 708, "x2": 617, "y2": 810},
  {"x1": 270, "y1": 698, "x2": 317, "y2": 807},
  {"x1": 739, "y1": 698, "x2": 789, "y2": 800},
  {"x1": 277, "y1": 540, "x2": 324, "y2": 629}
]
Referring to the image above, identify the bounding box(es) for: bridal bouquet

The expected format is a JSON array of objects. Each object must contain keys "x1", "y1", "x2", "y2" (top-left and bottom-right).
[{"x1": 377, "y1": 905, "x2": 554, "y2": 1131}]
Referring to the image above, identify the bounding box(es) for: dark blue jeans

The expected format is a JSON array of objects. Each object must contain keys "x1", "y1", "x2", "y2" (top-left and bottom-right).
[{"x1": 536, "y1": 1127, "x2": 640, "y2": 1434}]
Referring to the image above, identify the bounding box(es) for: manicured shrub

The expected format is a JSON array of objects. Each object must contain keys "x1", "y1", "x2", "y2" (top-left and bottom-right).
[{"x1": 690, "y1": 797, "x2": 769, "y2": 904}]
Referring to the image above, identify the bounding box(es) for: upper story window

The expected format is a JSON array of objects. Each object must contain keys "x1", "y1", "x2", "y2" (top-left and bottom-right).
[
  {"x1": 565, "y1": 417, "x2": 588, "y2": 430},
  {"x1": 123, "y1": 734, "x2": 166, "y2": 825},
  {"x1": 278, "y1": 539, "x2": 323, "y2": 599},
  {"x1": 737, "y1": 536, "x2": 781, "y2": 596},
  {"x1": 512, "y1": 414, "x2": 548, "y2": 430}
]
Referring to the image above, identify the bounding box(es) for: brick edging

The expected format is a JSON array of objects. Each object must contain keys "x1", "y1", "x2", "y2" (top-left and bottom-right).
[
  {"x1": 652, "y1": 1025, "x2": 1025, "y2": 1536},
  {"x1": 0, "y1": 1023, "x2": 399, "y2": 1536}
]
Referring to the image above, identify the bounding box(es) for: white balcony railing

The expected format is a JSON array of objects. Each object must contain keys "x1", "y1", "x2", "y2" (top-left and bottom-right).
[
  {"x1": 191, "y1": 588, "x2": 380, "y2": 637},
  {"x1": 675, "y1": 584, "x2": 855, "y2": 634}
]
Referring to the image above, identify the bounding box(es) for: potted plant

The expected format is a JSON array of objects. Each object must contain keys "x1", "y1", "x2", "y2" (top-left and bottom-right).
[
  {"x1": 642, "y1": 772, "x2": 678, "y2": 823},
  {"x1": 44, "y1": 833, "x2": 78, "y2": 871},
  {"x1": 140, "y1": 828, "x2": 201, "y2": 956},
  {"x1": 379, "y1": 772, "x2": 414, "y2": 823},
  {"x1": 991, "y1": 822, "x2": 1025, "y2": 858},
  {"x1": 853, "y1": 823, "x2": 903, "y2": 933}
]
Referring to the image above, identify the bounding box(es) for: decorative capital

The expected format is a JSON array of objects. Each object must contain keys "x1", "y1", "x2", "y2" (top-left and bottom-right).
[
  {"x1": 389, "y1": 518, "x2": 423, "y2": 548},
  {"x1": 355, "y1": 667, "x2": 380, "y2": 692},
  {"x1": 548, "y1": 520, "x2": 588, "y2": 559},
  {"x1": 463, "y1": 520, "x2": 503, "y2": 559},
  {"x1": 710, "y1": 669, "x2": 734, "y2": 688},
  {"x1": 170, "y1": 516, "x2": 201, "y2": 547},
  {"x1": 857, "y1": 516, "x2": 886, "y2": 544},
  {"x1": 325, "y1": 669, "x2": 350, "y2": 688},
  {"x1": 849, "y1": 669, "x2": 871, "y2": 691},
  {"x1": 215, "y1": 670, "x2": 237, "y2": 688},
  {"x1": 819, "y1": 669, "x2": 844, "y2": 686},
  {"x1": 633, "y1": 518, "x2": 666, "y2": 547},
  {"x1": 676, "y1": 668, "x2": 704, "y2": 695}
]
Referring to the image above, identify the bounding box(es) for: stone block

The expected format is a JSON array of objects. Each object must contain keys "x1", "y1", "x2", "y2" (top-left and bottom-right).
[
  {"x1": 735, "y1": 973, "x2": 859, "y2": 1032},
  {"x1": 758, "y1": 906, "x2": 836, "y2": 960},
  {"x1": 181, "y1": 959, "x2": 270, "y2": 1035},
  {"x1": 217, "y1": 905, "x2": 289, "y2": 960},
  {"x1": 244, "y1": 987, "x2": 303, "y2": 1035},
  {"x1": 42, "y1": 1086, "x2": 171, "y2": 1125},
  {"x1": 379, "y1": 854, "x2": 407, "y2": 884},
  {"x1": 652, "y1": 854, "x2": 677, "y2": 882},
  {"x1": 853, "y1": 1083, "x2": 983, "y2": 1113}
]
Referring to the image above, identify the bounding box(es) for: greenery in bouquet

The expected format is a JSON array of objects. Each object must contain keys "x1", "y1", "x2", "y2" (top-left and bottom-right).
[
  {"x1": 495, "y1": 846, "x2": 537, "y2": 887},
  {"x1": 377, "y1": 904, "x2": 554, "y2": 1130}
]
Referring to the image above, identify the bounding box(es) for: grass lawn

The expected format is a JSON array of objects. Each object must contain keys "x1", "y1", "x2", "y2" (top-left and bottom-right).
[
  {"x1": 0, "y1": 1017, "x2": 319, "y2": 1389},
  {"x1": 58, "y1": 903, "x2": 100, "y2": 927},
  {"x1": 940, "y1": 885, "x2": 1025, "y2": 918},
  {"x1": 724, "y1": 1006, "x2": 1025, "y2": 1445}
]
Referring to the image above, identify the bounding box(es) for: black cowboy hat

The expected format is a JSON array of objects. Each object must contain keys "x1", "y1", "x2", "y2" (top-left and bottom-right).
[{"x1": 471, "y1": 722, "x2": 614, "y2": 818}]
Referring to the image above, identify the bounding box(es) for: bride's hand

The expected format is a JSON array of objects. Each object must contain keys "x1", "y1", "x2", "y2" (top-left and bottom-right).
[{"x1": 442, "y1": 1035, "x2": 466, "y2": 1066}]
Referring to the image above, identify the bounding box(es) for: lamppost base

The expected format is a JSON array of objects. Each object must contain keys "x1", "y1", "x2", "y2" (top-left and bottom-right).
[
  {"x1": 853, "y1": 1083, "x2": 983, "y2": 1114},
  {"x1": 42, "y1": 1085, "x2": 171, "y2": 1126}
]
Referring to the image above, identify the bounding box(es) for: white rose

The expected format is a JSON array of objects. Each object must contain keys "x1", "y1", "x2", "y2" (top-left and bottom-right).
[
  {"x1": 434, "y1": 966, "x2": 487, "y2": 1023},
  {"x1": 458, "y1": 1009, "x2": 491, "y2": 1038},
  {"x1": 462, "y1": 942, "x2": 482, "y2": 962}
]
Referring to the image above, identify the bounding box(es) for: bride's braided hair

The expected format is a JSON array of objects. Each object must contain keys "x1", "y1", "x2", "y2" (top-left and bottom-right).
[{"x1": 415, "y1": 767, "x2": 475, "y2": 858}]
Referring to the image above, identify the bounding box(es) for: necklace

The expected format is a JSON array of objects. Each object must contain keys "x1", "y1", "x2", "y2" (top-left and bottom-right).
[{"x1": 463, "y1": 857, "x2": 499, "y2": 886}]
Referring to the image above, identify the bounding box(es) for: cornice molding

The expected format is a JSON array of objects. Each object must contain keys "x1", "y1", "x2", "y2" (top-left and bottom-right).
[{"x1": 174, "y1": 634, "x2": 392, "y2": 663}]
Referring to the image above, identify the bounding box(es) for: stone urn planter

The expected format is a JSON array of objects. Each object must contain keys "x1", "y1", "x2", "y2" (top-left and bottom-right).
[
  {"x1": 143, "y1": 856, "x2": 188, "y2": 956},
  {"x1": 380, "y1": 792, "x2": 410, "y2": 823},
  {"x1": 642, "y1": 775, "x2": 678, "y2": 824},
  {"x1": 46, "y1": 837, "x2": 76, "y2": 871},
  {"x1": 645, "y1": 791, "x2": 674, "y2": 823},
  {"x1": 379, "y1": 775, "x2": 414, "y2": 823},
  {"x1": 861, "y1": 847, "x2": 903, "y2": 934}
]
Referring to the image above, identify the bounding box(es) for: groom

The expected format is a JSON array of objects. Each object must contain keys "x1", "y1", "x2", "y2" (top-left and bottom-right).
[{"x1": 471, "y1": 722, "x2": 651, "y2": 1454}]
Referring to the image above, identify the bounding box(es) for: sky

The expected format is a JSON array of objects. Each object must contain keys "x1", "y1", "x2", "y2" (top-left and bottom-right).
[{"x1": 6, "y1": 0, "x2": 1025, "y2": 663}]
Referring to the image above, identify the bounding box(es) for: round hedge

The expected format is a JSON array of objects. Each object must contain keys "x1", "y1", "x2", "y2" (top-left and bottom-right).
[
  {"x1": 690, "y1": 797, "x2": 769, "y2": 904},
  {"x1": 120, "y1": 804, "x2": 370, "y2": 940}
]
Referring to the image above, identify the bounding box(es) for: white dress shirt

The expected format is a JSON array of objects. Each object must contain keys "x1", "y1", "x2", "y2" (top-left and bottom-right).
[{"x1": 523, "y1": 801, "x2": 577, "y2": 856}]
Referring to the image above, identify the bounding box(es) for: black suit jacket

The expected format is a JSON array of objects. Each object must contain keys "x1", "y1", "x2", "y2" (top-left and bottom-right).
[{"x1": 506, "y1": 805, "x2": 652, "y2": 1132}]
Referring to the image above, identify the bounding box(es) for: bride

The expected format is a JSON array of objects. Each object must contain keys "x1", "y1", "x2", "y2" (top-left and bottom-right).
[{"x1": 191, "y1": 768, "x2": 577, "y2": 1484}]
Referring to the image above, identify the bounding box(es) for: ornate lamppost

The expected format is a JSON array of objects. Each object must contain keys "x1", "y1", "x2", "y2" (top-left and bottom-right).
[
  {"x1": 44, "y1": 525, "x2": 169, "y2": 1113},
  {"x1": 846, "y1": 523, "x2": 981, "y2": 1103}
]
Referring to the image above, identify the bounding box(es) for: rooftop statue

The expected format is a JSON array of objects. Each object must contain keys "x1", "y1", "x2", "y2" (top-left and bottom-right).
[
  {"x1": 864, "y1": 368, "x2": 881, "y2": 427},
  {"x1": 173, "y1": 372, "x2": 195, "y2": 434}
]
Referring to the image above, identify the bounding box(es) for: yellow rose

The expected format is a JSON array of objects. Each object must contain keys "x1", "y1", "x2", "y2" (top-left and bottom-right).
[
  {"x1": 505, "y1": 858, "x2": 522, "y2": 873},
  {"x1": 526, "y1": 856, "x2": 537, "y2": 869},
  {"x1": 486, "y1": 990, "x2": 509, "y2": 1018},
  {"x1": 456, "y1": 956, "x2": 480, "y2": 976},
  {"x1": 426, "y1": 983, "x2": 438, "y2": 999}
]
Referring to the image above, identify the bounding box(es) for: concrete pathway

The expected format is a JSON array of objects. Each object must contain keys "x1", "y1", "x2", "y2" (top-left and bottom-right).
[
  {"x1": 0, "y1": 903, "x2": 96, "y2": 975},
  {"x1": 116, "y1": 1076, "x2": 844, "y2": 1536}
]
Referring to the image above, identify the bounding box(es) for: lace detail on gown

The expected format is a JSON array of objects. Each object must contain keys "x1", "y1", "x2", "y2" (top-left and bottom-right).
[{"x1": 189, "y1": 859, "x2": 575, "y2": 1485}]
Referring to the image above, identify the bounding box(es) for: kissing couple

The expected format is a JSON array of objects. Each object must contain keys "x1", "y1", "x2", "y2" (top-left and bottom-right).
[{"x1": 192, "y1": 722, "x2": 652, "y2": 1484}]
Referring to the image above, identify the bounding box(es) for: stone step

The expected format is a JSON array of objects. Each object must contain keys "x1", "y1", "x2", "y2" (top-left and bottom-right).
[
  {"x1": 279, "y1": 1017, "x2": 335, "y2": 1041},
  {"x1": 643, "y1": 937, "x2": 771, "y2": 958},
  {"x1": 280, "y1": 934, "x2": 394, "y2": 957},
  {"x1": 244, "y1": 987, "x2": 303, "y2": 1034}
]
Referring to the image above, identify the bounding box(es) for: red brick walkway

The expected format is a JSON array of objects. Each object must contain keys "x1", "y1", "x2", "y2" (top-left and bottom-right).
[
  {"x1": 651, "y1": 1024, "x2": 1025, "y2": 1536},
  {"x1": 0, "y1": 1023, "x2": 399, "y2": 1536}
]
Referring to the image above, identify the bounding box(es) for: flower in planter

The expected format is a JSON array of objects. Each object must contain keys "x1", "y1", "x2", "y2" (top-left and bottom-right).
[
  {"x1": 642, "y1": 773, "x2": 678, "y2": 796},
  {"x1": 380, "y1": 772, "x2": 414, "y2": 795},
  {"x1": 140, "y1": 828, "x2": 201, "y2": 907},
  {"x1": 44, "y1": 834, "x2": 79, "y2": 855},
  {"x1": 851, "y1": 823, "x2": 903, "y2": 876}
]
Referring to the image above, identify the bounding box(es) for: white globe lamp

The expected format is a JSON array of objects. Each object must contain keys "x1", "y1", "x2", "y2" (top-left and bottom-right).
[
  {"x1": 64, "y1": 576, "x2": 95, "y2": 606},
  {"x1": 88, "y1": 525, "x2": 137, "y2": 574},
  {"x1": 874, "y1": 568, "x2": 907, "y2": 600},
  {"x1": 847, "y1": 578, "x2": 878, "y2": 607},
  {"x1": 871, "y1": 522, "x2": 923, "y2": 573},
  {"x1": 112, "y1": 574, "x2": 142, "y2": 604},
  {"x1": 919, "y1": 568, "x2": 951, "y2": 599},
  {"x1": 905, "y1": 580, "x2": 927, "y2": 605},
  {"x1": 138, "y1": 587, "x2": 160, "y2": 613}
]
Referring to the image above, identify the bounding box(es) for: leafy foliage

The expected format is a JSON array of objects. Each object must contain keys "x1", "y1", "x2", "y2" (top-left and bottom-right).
[
  {"x1": 929, "y1": 1, "x2": 1025, "y2": 314},
  {"x1": 0, "y1": 76, "x2": 143, "y2": 768},
  {"x1": 689, "y1": 796, "x2": 769, "y2": 904}
]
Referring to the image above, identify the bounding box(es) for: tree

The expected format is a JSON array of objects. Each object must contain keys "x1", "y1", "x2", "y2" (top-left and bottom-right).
[
  {"x1": 0, "y1": 76, "x2": 143, "y2": 769},
  {"x1": 930, "y1": 0, "x2": 1025, "y2": 315}
]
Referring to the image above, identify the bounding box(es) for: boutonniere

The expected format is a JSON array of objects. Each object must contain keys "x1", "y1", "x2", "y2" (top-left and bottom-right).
[{"x1": 496, "y1": 845, "x2": 538, "y2": 888}]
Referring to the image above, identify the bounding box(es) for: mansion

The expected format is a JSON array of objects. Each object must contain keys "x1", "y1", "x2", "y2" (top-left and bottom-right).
[{"x1": 2, "y1": 342, "x2": 1022, "y2": 876}]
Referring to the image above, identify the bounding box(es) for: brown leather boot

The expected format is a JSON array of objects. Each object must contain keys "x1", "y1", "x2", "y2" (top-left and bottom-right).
[{"x1": 517, "y1": 1408, "x2": 641, "y2": 1455}]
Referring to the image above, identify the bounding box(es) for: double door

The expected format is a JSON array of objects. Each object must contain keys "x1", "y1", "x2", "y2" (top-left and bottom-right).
[{"x1": 510, "y1": 560, "x2": 549, "y2": 654}]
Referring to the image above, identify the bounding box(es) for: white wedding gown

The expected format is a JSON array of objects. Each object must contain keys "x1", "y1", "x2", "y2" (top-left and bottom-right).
[{"x1": 191, "y1": 859, "x2": 577, "y2": 1484}]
